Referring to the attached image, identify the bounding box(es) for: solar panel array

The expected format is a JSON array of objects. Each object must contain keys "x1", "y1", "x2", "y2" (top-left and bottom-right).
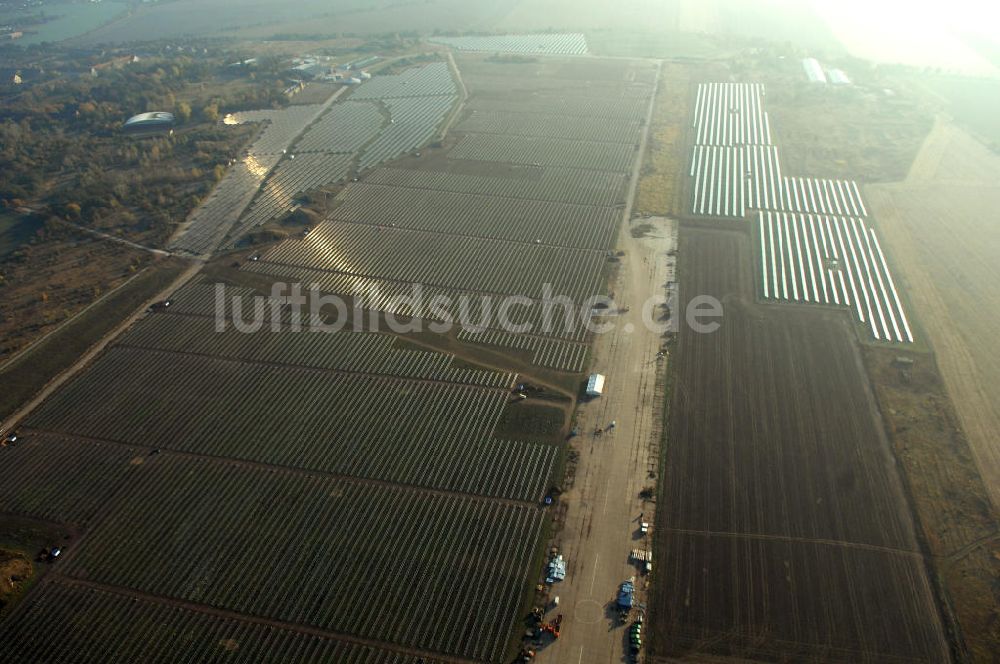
[
  {"x1": 245, "y1": 58, "x2": 653, "y2": 370},
  {"x1": 169, "y1": 102, "x2": 332, "y2": 255},
  {"x1": 689, "y1": 83, "x2": 871, "y2": 220},
  {"x1": 688, "y1": 82, "x2": 913, "y2": 343},
  {"x1": 349, "y1": 62, "x2": 457, "y2": 100},
  {"x1": 689, "y1": 83, "x2": 784, "y2": 218},
  {"x1": 292, "y1": 101, "x2": 385, "y2": 153},
  {"x1": 692, "y1": 83, "x2": 771, "y2": 146},
  {"x1": 430, "y1": 33, "x2": 589, "y2": 56},
  {"x1": 227, "y1": 105, "x2": 331, "y2": 154},
  {"x1": 169, "y1": 154, "x2": 281, "y2": 256},
  {"x1": 757, "y1": 212, "x2": 913, "y2": 343},
  {"x1": 231, "y1": 65, "x2": 458, "y2": 240},
  {"x1": 779, "y1": 176, "x2": 869, "y2": 217},
  {"x1": 173, "y1": 63, "x2": 459, "y2": 253},
  {"x1": 230, "y1": 153, "x2": 355, "y2": 235},
  {"x1": 689, "y1": 145, "x2": 783, "y2": 217},
  {"x1": 358, "y1": 96, "x2": 456, "y2": 171}
]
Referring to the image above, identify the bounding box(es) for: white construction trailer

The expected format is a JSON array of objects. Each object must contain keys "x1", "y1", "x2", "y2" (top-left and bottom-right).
[{"x1": 585, "y1": 373, "x2": 605, "y2": 398}]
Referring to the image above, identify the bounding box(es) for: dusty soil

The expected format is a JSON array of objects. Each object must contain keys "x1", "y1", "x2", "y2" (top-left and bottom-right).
[
  {"x1": 0, "y1": 550, "x2": 33, "y2": 613},
  {"x1": 534, "y1": 216, "x2": 677, "y2": 664}
]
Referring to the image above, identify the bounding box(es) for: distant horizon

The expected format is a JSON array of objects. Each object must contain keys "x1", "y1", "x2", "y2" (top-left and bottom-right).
[
  {"x1": 2, "y1": 0, "x2": 992, "y2": 76},
  {"x1": 810, "y1": 0, "x2": 1000, "y2": 76}
]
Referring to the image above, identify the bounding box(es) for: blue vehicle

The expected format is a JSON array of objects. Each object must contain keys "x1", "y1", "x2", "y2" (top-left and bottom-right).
[{"x1": 617, "y1": 579, "x2": 635, "y2": 610}]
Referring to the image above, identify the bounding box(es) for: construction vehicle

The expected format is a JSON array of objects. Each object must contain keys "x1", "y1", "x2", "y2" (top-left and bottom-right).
[
  {"x1": 538, "y1": 613, "x2": 563, "y2": 639},
  {"x1": 38, "y1": 546, "x2": 61, "y2": 562}
]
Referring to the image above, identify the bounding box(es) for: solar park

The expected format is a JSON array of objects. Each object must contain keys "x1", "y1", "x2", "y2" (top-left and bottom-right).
[{"x1": 688, "y1": 82, "x2": 913, "y2": 343}]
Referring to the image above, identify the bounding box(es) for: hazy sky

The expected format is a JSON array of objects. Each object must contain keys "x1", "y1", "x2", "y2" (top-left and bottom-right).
[{"x1": 810, "y1": 0, "x2": 999, "y2": 74}]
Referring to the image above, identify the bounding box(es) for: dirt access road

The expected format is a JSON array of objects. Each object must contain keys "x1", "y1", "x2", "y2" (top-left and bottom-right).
[
  {"x1": 533, "y1": 59, "x2": 668, "y2": 664},
  {"x1": 536, "y1": 217, "x2": 675, "y2": 664}
]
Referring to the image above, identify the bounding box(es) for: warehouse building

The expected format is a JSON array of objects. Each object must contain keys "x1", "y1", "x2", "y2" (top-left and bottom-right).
[
  {"x1": 802, "y1": 57, "x2": 827, "y2": 84},
  {"x1": 123, "y1": 111, "x2": 175, "y2": 132}
]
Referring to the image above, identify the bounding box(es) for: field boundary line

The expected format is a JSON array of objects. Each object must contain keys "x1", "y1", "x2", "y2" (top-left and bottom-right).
[
  {"x1": 110, "y1": 340, "x2": 515, "y2": 392},
  {"x1": 324, "y1": 212, "x2": 612, "y2": 251},
  {"x1": 354, "y1": 172, "x2": 627, "y2": 208},
  {"x1": 43, "y1": 575, "x2": 478, "y2": 664},
  {"x1": 438, "y1": 50, "x2": 467, "y2": 141},
  {"x1": 149, "y1": 312, "x2": 580, "y2": 398},
  {"x1": 18, "y1": 426, "x2": 548, "y2": 509},
  {"x1": 170, "y1": 290, "x2": 590, "y2": 344},
  {"x1": 663, "y1": 527, "x2": 923, "y2": 558},
  {"x1": 944, "y1": 530, "x2": 1000, "y2": 565},
  {"x1": 456, "y1": 126, "x2": 642, "y2": 146},
  {"x1": 253, "y1": 257, "x2": 600, "y2": 307}
]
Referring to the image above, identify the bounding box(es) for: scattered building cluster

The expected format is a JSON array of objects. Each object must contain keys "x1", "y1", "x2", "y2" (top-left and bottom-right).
[{"x1": 285, "y1": 54, "x2": 378, "y2": 86}]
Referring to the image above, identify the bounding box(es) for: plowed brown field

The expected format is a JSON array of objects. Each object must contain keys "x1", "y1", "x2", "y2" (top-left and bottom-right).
[{"x1": 652, "y1": 228, "x2": 949, "y2": 662}]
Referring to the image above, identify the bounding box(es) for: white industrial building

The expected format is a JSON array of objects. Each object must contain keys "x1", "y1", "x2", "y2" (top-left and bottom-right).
[
  {"x1": 827, "y1": 68, "x2": 851, "y2": 86},
  {"x1": 123, "y1": 111, "x2": 175, "y2": 130},
  {"x1": 802, "y1": 58, "x2": 827, "y2": 84}
]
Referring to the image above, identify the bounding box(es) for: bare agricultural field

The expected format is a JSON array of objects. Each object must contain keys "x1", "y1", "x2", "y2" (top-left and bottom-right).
[
  {"x1": 653, "y1": 228, "x2": 949, "y2": 661},
  {"x1": 913, "y1": 75, "x2": 1000, "y2": 148},
  {"x1": 866, "y1": 120, "x2": 1000, "y2": 511}
]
